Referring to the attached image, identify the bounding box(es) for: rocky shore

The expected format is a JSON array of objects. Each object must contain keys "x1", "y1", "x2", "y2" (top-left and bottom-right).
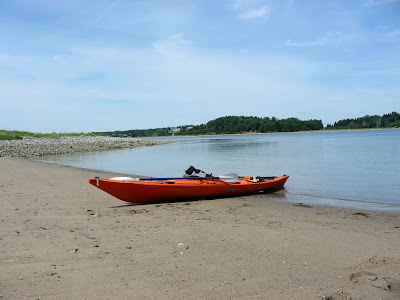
[{"x1": 0, "y1": 135, "x2": 171, "y2": 157}]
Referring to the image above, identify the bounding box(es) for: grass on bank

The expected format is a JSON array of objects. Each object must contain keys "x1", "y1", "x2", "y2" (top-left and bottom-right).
[{"x1": 0, "y1": 130, "x2": 103, "y2": 140}]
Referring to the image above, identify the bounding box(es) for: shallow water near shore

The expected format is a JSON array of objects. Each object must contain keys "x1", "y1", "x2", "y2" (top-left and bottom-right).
[{"x1": 38, "y1": 130, "x2": 400, "y2": 212}]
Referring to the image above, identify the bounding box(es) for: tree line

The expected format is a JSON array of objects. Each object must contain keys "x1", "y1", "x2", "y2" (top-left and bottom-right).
[
  {"x1": 99, "y1": 128, "x2": 171, "y2": 138},
  {"x1": 97, "y1": 112, "x2": 399, "y2": 137},
  {"x1": 176, "y1": 116, "x2": 323, "y2": 135},
  {"x1": 326, "y1": 111, "x2": 400, "y2": 129}
]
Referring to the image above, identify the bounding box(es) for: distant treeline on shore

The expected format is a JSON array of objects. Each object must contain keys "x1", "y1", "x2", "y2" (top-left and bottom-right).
[
  {"x1": 326, "y1": 111, "x2": 400, "y2": 130},
  {"x1": 2, "y1": 112, "x2": 399, "y2": 140},
  {"x1": 98, "y1": 111, "x2": 400, "y2": 137}
]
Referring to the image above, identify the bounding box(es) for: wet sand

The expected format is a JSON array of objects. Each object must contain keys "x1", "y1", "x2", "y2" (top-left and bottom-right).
[{"x1": 1, "y1": 157, "x2": 399, "y2": 299}]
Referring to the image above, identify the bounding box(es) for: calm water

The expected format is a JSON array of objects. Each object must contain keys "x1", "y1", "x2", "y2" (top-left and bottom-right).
[{"x1": 38, "y1": 130, "x2": 400, "y2": 212}]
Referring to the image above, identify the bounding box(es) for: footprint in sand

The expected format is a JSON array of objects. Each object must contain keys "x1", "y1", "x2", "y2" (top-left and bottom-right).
[
  {"x1": 350, "y1": 270, "x2": 400, "y2": 293},
  {"x1": 323, "y1": 291, "x2": 351, "y2": 300}
]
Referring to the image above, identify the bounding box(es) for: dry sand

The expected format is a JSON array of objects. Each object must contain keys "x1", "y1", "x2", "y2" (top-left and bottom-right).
[{"x1": 1, "y1": 157, "x2": 399, "y2": 300}]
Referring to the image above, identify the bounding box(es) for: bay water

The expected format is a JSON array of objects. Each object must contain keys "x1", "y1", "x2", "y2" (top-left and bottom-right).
[{"x1": 38, "y1": 130, "x2": 400, "y2": 212}]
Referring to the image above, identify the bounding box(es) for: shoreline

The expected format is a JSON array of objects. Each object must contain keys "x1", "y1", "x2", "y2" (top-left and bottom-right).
[
  {"x1": 1, "y1": 157, "x2": 399, "y2": 299},
  {"x1": 3, "y1": 133, "x2": 397, "y2": 214},
  {"x1": 1, "y1": 128, "x2": 397, "y2": 157},
  {"x1": 150, "y1": 127, "x2": 400, "y2": 139},
  {"x1": 35, "y1": 158, "x2": 400, "y2": 214}
]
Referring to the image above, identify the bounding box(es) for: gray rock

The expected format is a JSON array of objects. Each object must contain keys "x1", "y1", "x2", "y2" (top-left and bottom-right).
[{"x1": 178, "y1": 243, "x2": 189, "y2": 249}]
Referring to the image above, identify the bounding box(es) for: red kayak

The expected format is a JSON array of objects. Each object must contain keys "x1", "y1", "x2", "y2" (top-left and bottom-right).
[{"x1": 88, "y1": 174, "x2": 289, "y2": 203}]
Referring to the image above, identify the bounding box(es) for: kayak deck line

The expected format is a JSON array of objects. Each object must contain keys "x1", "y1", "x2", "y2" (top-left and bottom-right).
[{"x1": 88, "y1": 175, "x2": 289, "y2": 204}]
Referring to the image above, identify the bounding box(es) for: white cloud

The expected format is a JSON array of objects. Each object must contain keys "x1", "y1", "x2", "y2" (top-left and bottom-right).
[
  {"x1": 238, "y1": 5, "x2": 271, "y2": 19},
  {"x1": 229, "y1": 1, "x2": 271, "y2": 20},
  {"x1": 231, "y1": 0, "x2": 245, "y2": 10},
  {"x1": 153, "y1": 34, "x2": 190, "y2": 54},
  {"x1": 1, "y1": 0, "x2": 399, "y2": 132},
  {"x1": 230, "y1": 0, "x2": 259, "y2": 11},
  {"x1": 286, "y1": 32, "x2": 342, "y2": 47},
  {"x1": 52, "y1": 55, "x2": 69, "y2": 65},
  {"x1": 95, "y1": 0, "x2": 120, "y2": 25},
  {"x1": 387, "y1": 30, "x2": 400, "y2": 38},
  {"x1": 363, "y1": 0, "x2": 399, "y2": 6}
]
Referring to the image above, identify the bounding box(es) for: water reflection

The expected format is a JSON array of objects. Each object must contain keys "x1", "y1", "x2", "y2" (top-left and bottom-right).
[{"x1": 205, "y1": 138, "x2": 275, "y2": 152}]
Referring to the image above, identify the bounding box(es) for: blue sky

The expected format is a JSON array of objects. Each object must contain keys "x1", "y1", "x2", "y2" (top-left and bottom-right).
[{"x1": 1, "y1": 0, "x2": 399, "y2": 132}]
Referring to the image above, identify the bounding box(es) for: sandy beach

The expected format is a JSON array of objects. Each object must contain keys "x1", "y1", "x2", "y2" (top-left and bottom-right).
[{"x1": 1, "y1": 157, "x2": 399, "y2": 299}]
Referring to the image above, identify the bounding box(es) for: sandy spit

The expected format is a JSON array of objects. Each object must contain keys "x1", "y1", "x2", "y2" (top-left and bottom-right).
[{"x1": 0, "y1": 157, "x2": 399, "y2": 299}]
